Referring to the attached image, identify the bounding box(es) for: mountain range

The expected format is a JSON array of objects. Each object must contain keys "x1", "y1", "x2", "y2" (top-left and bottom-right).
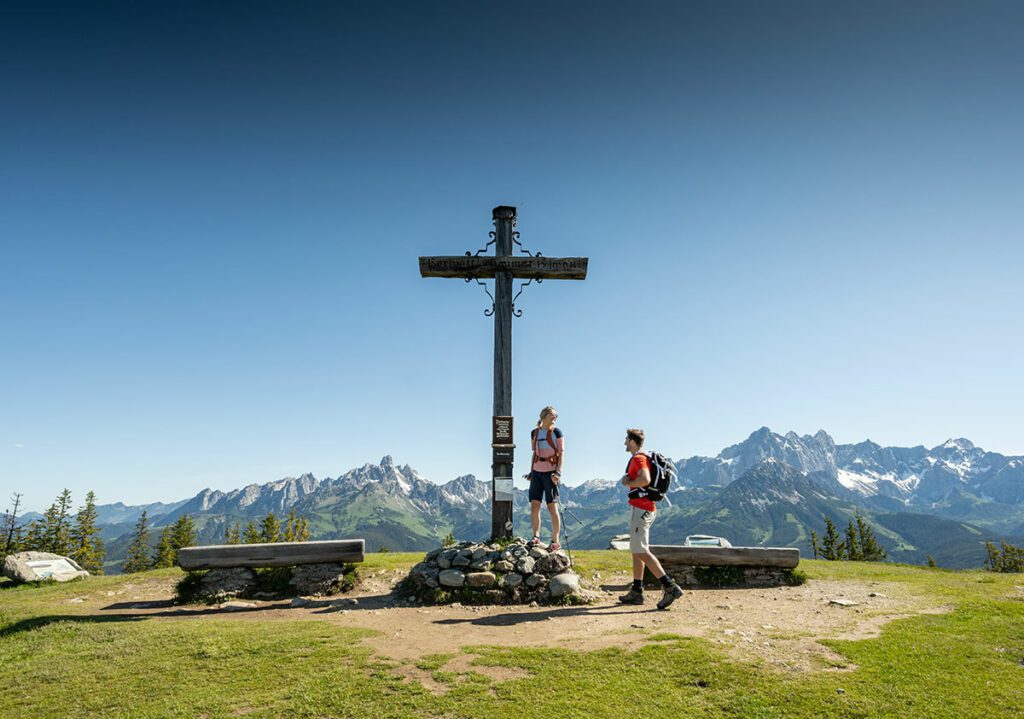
[{"x1": 17, "y1": 428, "x2": 1023, "y2": 572}]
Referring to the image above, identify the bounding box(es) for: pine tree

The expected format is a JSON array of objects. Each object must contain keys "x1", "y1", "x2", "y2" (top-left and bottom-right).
[
  {"x1": 3, "y1": 493, "x2": 24, "y2": 556},
  {"x1": 986, "y1": 541, "x2": 1024, "y2": 573},
  {"x1": 809, "y1": 530, "x2": 820, "y2": 560},
  {"x1": 71, "y1": 491, "x2": 105, "y2": 573},
  {"x1": 282, "y1": 509, "x2": 310, "y2": 542},
  {"x1": 283, "y1": 509, "x2": 300, "y2": 542},
  {"x1": 283, "y1": 509, "x2": 296, "y2": 542},
  {"x1": 243, "y1": 520, "x2": 261, "y2": 544},
  {"x1": 844, "y1": 519, "x2": 861, "y2": 561},
  {"x1": 225, "y1": 522, "x2": 241, "y2": 545},
  {"x1": 855, "y1": 511, "x2": 886, "y2": 561},
  {"x1": 39, "y1": 489, "x2": 74, "y2": 555},
  {"x1": 153, "y1": 526, "x2": 176, "y2": 568},
  {"x1": 123, "y1": 511, "x2": 152, "y2": 573},
  {"x1": 259, "y1": 512, "x2": 281, "y2": 544},
  {"x1": 927, "y1": 556, "x2": 937, "y2": 568},
  {"x1": 822, "y1": 516, "x2": 841, "y2": 561},
  {"x1": 23, "y1": 518, "x2": 45, "y2": 552},
  {"x1": 170, "y1": 515, "x2": 196, "y2": 556}
]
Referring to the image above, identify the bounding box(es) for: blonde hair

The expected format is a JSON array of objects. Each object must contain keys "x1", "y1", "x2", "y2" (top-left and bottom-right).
[{"x1": 536, "y1": 406, "x2": 558, "y2": 428}]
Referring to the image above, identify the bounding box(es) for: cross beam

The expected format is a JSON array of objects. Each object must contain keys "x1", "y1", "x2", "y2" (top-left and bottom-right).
[
  {"x1": 419, "y1": 256, "x2": 589, "y2": 280},
  {"x1": 419, "y1": 206, "x2": 589, "y2": 539}
]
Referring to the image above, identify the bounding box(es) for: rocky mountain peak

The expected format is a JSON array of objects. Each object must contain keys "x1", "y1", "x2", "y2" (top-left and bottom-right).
[{"x1": 936, "y1": 438, "x2": 976, "y2": 452}]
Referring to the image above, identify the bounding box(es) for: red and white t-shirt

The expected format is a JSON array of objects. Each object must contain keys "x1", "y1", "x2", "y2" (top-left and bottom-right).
[{"x1": 627, "y1": 453, "x2": 656, "y2": 512}]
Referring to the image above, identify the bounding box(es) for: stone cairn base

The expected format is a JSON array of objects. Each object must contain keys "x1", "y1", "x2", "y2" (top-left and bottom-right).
[
  {"x1": 652, "y1": 563, "x2": 798, "y2": 589},
  {"x1": 401, "y1": 538, "x2": 586, "y2": 605},
  {"x1": 183, "y1": 563, "x2": 358, "y2": 603}
]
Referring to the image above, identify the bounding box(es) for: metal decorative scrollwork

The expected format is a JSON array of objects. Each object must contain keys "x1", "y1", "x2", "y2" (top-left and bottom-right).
[
  {"x1": 511, "y1": 276, "x2": 543, "y2": 317},
  {"x1": 512, "y1": 231, "x2": 542, "y2": 258},
  {"x1": 466, "y1": 276, "x2": 495, "y2": 316},
  {"x1": 461, "y1": 230, "x2": 500, "y2": 314},
  {"x1": 466, "y1": 232, "x2": 497, "y2": 257},
  {"x1": 510, "y1": 227, "x2": 545, "y2": 316},
  {"x1": 461, "y1": 225, "x2": 546, "y2": 317}
]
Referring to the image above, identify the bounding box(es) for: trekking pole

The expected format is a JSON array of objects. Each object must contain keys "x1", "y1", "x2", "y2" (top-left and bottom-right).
[{"x1": 553, "y1": 485, "x2": 583, "y2": 570}]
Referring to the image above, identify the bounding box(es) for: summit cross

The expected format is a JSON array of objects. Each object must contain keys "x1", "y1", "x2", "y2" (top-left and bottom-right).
[{"x1": 419, "y1": 206, "x2": 588, "y2": 539}]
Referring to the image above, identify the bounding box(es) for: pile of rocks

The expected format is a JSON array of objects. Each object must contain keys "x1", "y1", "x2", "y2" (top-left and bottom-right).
[{"x1": 403, "y1": 538, "x2": 583, "y2": 605}]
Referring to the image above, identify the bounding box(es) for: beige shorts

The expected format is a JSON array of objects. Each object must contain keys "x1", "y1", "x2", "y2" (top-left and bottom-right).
[{"x1": 628, "y1": 506, "x2": 655, "y2": 554}]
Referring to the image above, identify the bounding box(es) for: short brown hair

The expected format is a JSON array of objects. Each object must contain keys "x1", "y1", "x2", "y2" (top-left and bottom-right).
[{"x1": 626, "y1": 428, "x2": 645, "y2": 447}]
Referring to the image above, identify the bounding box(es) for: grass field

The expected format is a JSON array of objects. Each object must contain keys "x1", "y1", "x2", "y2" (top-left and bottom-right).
[{"x1": 1, "y1": 554, "x2": 1022, "y2": 718}]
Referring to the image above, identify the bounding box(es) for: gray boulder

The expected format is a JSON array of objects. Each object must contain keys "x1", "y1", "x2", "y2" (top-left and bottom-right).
[
  {"x1": 526, "y1": 573, "x2": 547, "y2": 588},
  {"x1": 529, "y1": 546, "x2": 548, "y2": 559},
  {"x1": 2, "y1": 552, "x2": 89, "y2": 583},
  {"x1": 466, "y1": 572, "x2": 497, "y2": 588},
  {"x1": 536, "y1": 552, "x2": 571, "y2": 575},
  {"x1": 494, "y1": 560, "x2": 515, "y2": 573},
  {"x1": 548, "y1": 573, "x2": 580, "y2": 597},
  {"x1": 439, "y1": 569, "x2": 466, "y2": 587},
  {"x1": 515, "y1": 556, "x2": 536, "y2": 574},
  {"x1": 503, "y1": 572, "x2": 524, "y2": 588}
]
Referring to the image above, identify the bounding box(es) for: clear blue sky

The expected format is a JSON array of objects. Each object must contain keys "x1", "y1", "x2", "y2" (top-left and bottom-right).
[{"x1": 3, "y1": 1, "x2": 1022, "y2": 512}]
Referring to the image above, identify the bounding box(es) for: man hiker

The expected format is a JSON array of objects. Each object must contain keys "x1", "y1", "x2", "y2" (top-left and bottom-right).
[{"x1": 618, "y1": 428, "x2": 684, "y2": 609}]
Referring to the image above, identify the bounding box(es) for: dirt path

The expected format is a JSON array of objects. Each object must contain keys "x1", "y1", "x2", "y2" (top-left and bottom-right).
[{"x1": 84, "y1": 568, "x2": 950, "y2": 686}]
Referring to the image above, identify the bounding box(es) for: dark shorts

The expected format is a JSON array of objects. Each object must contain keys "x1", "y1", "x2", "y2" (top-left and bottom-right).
[{"x1": 528, "y1": 470, "x2": 559, "y2": 504}]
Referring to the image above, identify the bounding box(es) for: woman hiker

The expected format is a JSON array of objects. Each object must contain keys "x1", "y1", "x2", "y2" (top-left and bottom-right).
[{"x1": 527, "y1": 406, "x2": 564, "y2": 551}]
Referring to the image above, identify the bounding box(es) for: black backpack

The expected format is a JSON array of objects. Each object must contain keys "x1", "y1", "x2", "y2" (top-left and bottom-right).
[
  {"x1": 626, "y1": 452, "x2": 676, "y2": 502},
  {"x1": 645, "y1": 452, "x2": 676, "y2": 501}
]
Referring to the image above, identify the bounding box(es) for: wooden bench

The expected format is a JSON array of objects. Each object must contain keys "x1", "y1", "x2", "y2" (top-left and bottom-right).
[
  {"x1": 650, "y1": 545, "x2": 800, "y2": 568},
  {"x1": 178, "y1": 539, "x2": 365, "y2": 571}
]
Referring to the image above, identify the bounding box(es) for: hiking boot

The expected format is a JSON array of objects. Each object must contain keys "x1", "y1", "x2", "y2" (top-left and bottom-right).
[
  {"x1": 656, "y1": 583, "x2": 684, "y2": 610},
  {"x1": 527, "y1": 536, "x2": 542, "y2": 549},
  {"x1": 618, "y1": 587, "x2": 645, "y2": 605}
]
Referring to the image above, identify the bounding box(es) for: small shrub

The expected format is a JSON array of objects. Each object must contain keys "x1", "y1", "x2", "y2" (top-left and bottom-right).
[
  {"x1": 782, "y1": 568, "x2": 807, "y2": 586},
  {"x1": 338, "y1": 566, "x2": 359, "y2": 593},
  {"x1": 175, "y1": 571, "x2": 208, "y2": 603}
]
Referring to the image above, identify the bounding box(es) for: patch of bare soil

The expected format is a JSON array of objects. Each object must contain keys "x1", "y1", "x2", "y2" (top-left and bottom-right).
[{"x1": 94, "y1": 569, "x2": 950, "y2": 680}]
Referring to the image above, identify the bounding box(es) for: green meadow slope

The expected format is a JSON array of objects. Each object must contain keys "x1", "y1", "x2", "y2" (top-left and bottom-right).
[{"x1": 1, "y1": 555, "x2": 1022, "y2": 719}]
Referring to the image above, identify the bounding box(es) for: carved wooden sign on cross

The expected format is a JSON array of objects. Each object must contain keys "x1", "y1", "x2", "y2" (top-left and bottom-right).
[{"x1": 419, "y1": 206, "x2": 589, "y2": 539}]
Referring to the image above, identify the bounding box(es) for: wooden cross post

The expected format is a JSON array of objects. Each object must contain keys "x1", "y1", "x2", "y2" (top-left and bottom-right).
[{"x1": 419, "y1": 206, "x2": 588, "y2": 539}]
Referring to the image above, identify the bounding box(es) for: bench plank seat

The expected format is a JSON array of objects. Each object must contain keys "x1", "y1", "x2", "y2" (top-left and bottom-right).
[
  {"x1": 651, "y1": 545, "x2": 799, "y2": 569},
  {"x1": 178, "y1": 540, "x2": 365, "y2": 570}
]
